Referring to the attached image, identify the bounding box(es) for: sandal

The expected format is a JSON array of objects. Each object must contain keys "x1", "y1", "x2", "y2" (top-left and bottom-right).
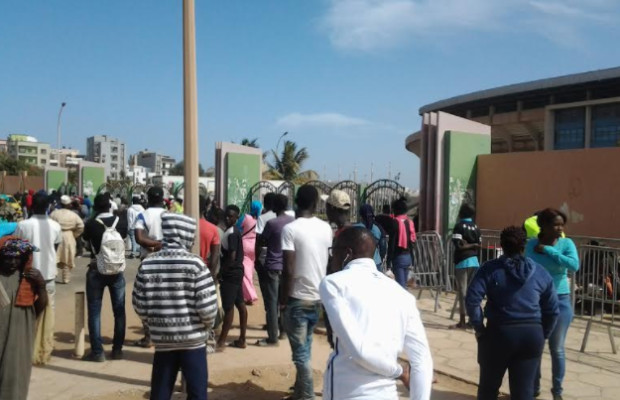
[
  {"x1": 255, "y1": 339, "x2": 278, "y2": 347},
  {"x1": 132, "y1": 337, "x2": 153, "y2": 348},
  {"x1": 229, "y1": 339, "x2": 247, "y2": 349},
  {"x1": 449, "y1": 322, "x2": 468, "y2": 330}
]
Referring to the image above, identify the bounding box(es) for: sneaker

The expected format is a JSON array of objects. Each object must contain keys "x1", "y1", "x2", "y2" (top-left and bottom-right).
[
  {"x1": 111, "y1": 349, "x2": 123, "y2": 360},
  {"x1": 82, "y1": 352, "x2": 105, "y2": 362}
]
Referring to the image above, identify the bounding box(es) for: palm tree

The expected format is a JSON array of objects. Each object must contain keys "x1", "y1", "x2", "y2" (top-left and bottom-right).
[
  {"x1": 267, "y1": 140, "x2": 310, "y2": 181},
  {"x1": 240, "y1": 138, "x2": 259, "y2": 148}
]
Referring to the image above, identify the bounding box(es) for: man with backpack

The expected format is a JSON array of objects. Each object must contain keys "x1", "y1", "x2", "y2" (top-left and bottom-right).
[{"x1": 82, "y1": 194, "x2": 128, "y2": 362}]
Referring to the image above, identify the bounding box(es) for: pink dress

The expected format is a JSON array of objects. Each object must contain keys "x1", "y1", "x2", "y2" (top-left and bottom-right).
[{"x1": 240, "y1": 215, "x2": 259, "y2": 304}]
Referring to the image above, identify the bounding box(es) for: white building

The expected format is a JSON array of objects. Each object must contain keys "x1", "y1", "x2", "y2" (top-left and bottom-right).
[
  {"x1": 129, "y1": 150, "x2": 176, "y2": 176},
  {"x1": 7, "y1": 134, "x2": 51, "y2": 168},
  {"x1": 86, "y1": 135, "x2": 126, "y2": 180}
]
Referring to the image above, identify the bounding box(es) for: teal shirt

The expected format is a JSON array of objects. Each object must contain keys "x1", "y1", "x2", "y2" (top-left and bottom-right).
[{"x1": 525, "y1": 237, "x2": 579, "y2": 295}]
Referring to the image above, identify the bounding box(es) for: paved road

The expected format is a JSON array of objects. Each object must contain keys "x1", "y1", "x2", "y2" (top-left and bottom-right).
[{"x1": 29, "y1": 256, "x2": 480, "y2": 399}]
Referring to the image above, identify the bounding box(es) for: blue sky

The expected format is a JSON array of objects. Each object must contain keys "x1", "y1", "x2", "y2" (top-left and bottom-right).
[{"x1": 1, "y1": 0, "x2": 620, "y2": 189}]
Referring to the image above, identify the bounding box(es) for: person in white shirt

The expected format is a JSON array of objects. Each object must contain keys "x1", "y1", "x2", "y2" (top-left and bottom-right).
[
  {"x1": 15, "y1": 192, "x2": 62, "y2": 365},
  {"x1": 320, "y1": 226, "x2": 433, "y2": 400},
  {"x1": 280, "y1": 185, "x2": 333, "y2": 400},
  {"x1": 126, "y1": 197, "x2": 145, "y2": 259},
  {"x1": 133, "y1": 186, "x2": 166, "y2": 347}
]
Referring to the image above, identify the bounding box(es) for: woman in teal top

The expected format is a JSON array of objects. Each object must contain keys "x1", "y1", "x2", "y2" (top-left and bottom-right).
[{"x1": 525, "y1": 208, "x2": 579, "y2": 400}]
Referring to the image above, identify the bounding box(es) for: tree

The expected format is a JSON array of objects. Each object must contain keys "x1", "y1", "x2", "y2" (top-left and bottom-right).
[
  {"x1": 0, "y1": 153, "x2": 43, "y2": 176},
  {"x1": 169, "y1": 160, "x2": 207, "y2": 177},
  {"x1": 240, "y1": 138, "x2": 259, "y2": 148},
  {"x1": 267, "y1": 140, "x2": 310, "y2": 182}
]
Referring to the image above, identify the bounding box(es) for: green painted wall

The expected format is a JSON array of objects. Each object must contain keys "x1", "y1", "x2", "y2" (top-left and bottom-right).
[
  {"x1": 226, "y1": 153, "x2": 261, "y2": 208},
  {"x1": 45, "y1": 170, "x2": 67, "y2": 193},
  {"x1": 81, "y1": 166, "x2": 106, "y2": 197},
  {"x1": 443, "y1": 131, "x2": 491, "y2": 233}
]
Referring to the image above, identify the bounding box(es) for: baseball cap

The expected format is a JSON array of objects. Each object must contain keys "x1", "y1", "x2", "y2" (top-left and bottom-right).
[
  {"x1": 321, "y1": 190, "x2": 351, "y2": 210},
  {"x1": 147, "y1": 186, "x2": 164, "y2": 201},
  {"x1": 60, "y1": 195, "x2": 72, "y2": 205}
]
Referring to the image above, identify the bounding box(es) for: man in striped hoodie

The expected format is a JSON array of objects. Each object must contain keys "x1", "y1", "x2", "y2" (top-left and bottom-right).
[{"x1": 132, "y1": 213, "x2": 217, "y2": 400}]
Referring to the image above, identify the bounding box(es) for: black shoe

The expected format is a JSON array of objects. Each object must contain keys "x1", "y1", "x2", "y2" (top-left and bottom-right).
[
  {"x1": 111, "y1": 349, "x2": 123, "y2": 360},
  {"x1": 82, "y1": 352, "x2": 105, "y2": 362},
  {"x1": 534, "y1": 390, "x2": 541, "y2": 398},
  {"x1": 127, "y1": 254, "x2": 135, "y2": 259},
  {"x1": 552, "y1": 395, "x2": 563, "y2": 400}
]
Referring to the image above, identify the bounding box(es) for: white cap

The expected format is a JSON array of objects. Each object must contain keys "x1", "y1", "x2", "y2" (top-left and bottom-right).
[{"x1": 60, "y1": 195, "x2": 72, "y2": 205}]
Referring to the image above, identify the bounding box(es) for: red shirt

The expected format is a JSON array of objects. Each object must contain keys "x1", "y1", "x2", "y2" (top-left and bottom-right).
[{"x1": 199, "y1": 218, "x2": 220, "y2": 265}]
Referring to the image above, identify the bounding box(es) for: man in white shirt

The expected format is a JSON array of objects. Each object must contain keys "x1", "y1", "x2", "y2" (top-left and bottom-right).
[
  {"x1": 281, "y1": 185, "x2": 333, "y2": 400},
  {"x1": 126, "y1": 196, "x2": 145, "y2": 259},
  {"x1": 15, "y1": 192, "x2": 62, "y2": 365},
  {"x1": 320, "y1": 226, "x2": 433, "y2": 400},
  {"x1": 133, "y1": 186, "x2": 166, "y2": 347}
]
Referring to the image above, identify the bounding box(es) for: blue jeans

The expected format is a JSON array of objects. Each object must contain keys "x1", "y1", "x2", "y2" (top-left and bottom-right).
[
  {"x1": 535, "y1": 294, "x2": 573, "y2": 396},
  {"x1": 151, "y1": 347, "x2": 207, "y2": 400},
  {"x1": 258, "y1": 269, "x2": 281, "y2": 343},
  {"x1": 86, "y1": 268, "x2": 126, "y2": 356},
  {"x1": 284, "y1": 297, "x2": 320, "y2": 400},
  {"x1": 128, "y1": 230, "x2": 140, "y2": 256},
  {"x1": 392, "y1": 253, "x2": 412, "y2": 288}
]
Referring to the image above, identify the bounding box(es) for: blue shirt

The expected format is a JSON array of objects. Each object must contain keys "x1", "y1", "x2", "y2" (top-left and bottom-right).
[
  {"x1": 353, "y1": 223, "x2": 385, "y2": 269},
  {"x1": 525, "y1": 238, "x2": 579, "y2": 295}
]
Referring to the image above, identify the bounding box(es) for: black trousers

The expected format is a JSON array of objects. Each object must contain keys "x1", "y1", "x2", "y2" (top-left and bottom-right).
[{"x1": 477, "y1": 323, "x2": 544, "y2": 400}]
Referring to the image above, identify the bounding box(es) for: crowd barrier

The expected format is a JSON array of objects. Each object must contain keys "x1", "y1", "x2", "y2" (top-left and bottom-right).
[
  {"x1": 410, "y1": 231, "x2": 447, "y2": 313},
  {"x1": 573, "y1": 240, "x2": 620, "y2": 354}
]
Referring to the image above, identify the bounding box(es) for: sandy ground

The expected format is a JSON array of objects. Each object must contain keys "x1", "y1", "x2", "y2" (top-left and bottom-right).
[{"x1": 29, "y1": 257, "x2": 480, "y2": 400}]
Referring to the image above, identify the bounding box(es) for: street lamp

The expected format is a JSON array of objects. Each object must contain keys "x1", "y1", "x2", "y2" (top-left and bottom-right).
[
  {"x1": 57, "y1": 102, "x2": 67, "y2": 150},
  {"x1": 275, "y1": 131, "x2": 288, "y2": 154}
]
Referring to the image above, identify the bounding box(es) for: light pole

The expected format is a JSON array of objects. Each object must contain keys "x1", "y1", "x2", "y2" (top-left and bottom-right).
[
  {"x1": 275, "y1": 131, "x2": 288, "y2": 155},
  {"x1": 183, "y1": 0, "x2": 200, "y2": 253},
  {"x1": 56, "y1": 102, "x2": 67, "y2": 150}
]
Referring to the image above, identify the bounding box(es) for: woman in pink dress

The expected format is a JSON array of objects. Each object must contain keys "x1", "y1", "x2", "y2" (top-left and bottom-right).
[{"x1": 238, "y1": 201, "x2": 261, "y2": 304}]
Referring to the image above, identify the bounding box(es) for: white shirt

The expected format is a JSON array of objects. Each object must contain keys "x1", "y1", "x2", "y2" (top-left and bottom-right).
[
  {"x1": 15, "y1": 215, "x2": 62, "y2": 281},
  {"x1": 256, "y1": 210, "x2": 276, "y2": 235},
  {"x1": 320, "y1": 258, "x2": 433, "y2": 400},
  {"x1": 134, "y1": 207, "x2": 166, "y2": 257},
  {"x1": 281, "y1": 216, "x2": 332, "y2": 301},
  {"x1": 109, "y1": 200, "x2": 118, "y2": 212},
  {"x1": 127, "y1": 204, "x2": 145, "y2": 230}
]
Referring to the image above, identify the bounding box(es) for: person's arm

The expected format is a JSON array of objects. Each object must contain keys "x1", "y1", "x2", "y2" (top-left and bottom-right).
[
  {"x1": 402, "y1": 297, "x2": 434, "y2": 400},
  {"x1": 542, "y1": 239, "x2": 580, "y2": 271},
  {"x1": 319, "y1": 278, "x2": 403, "y2": 378},
  {"x1": 131, "y1": 268, "x2": 147, "y2": 321},
  {"x1": 540, "y1": 273, "x2": 560, "y2": 338},
  {"x1": 208, "y1": 244, "x2": 221, "y2": 277},
  {"x1": 280, "y1": 225, "x2": 295, "y2": 306},
  {"x1": 74, "y1": 215, "x2": 85, "y2": 238},
  {"x1": 465, "y1": 265, "x2": 488, "y2": 334},
  {"x1": 135, "y1": 229, "x2": 162, "y2": 252},
  {"x1": 116, "y1": 215, "x2": 128, "y2": 239},
  {"x1": 194, "y1": 263, "x2": 218, "y2": 329},
  {"x1": 25, "y1": 268, "x2": 48, "y2": 317}
]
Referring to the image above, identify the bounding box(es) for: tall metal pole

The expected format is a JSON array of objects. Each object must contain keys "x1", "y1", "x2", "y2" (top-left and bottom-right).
[
  {"x1": 56, "y1": 102, "x2": 67, "y2": 149},
  {"x1": 183, "y1": 0, "x2": 200, "y2": 253}
]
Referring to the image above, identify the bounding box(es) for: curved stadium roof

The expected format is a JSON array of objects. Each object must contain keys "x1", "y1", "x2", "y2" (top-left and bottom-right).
[{"x1": 419, "y1": 66, "x2": 620, "y2": 115}]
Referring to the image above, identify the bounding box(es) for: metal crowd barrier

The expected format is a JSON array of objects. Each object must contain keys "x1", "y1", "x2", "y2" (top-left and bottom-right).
[
  {"x1": 410, "y1": 231, "x2": 447, "y2": 313},
  {"x1": 573, "y1": 243, "x2": 620, "y2": 354},
  {"x1": 444, "y1": 232, "x2": 503, "y2": 319}
]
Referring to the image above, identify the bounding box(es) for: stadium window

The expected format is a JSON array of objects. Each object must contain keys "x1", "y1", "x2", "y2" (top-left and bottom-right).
[
  {"x1": 591, "y1": 103, "x2": 620, "y2": 148},
  {"x1": 554, "y1": 107, "x2": 585, "y2": 150}
]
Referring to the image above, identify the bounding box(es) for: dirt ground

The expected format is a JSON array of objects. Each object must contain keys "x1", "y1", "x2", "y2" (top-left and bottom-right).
[{"x1": 30, "y1": 257, "x2": 480, "y2": 400}]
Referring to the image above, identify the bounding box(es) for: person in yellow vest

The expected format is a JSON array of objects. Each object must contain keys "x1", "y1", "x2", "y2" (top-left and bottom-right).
[{"x1": 524, "y1": 211, "x2": 566, "y2": 239}]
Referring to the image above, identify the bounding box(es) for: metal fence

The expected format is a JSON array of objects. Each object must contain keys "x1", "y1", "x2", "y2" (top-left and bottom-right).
[
  {"x1": 573, "y1": 243, "x2": 620, "y2": 353},
  {"x1": 409, "y1": 231, "x2": 448, "y2": 312}
]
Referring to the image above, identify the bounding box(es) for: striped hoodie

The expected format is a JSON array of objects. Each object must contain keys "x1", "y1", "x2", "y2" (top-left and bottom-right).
[{"x1": 132, "y1": 212, "x2": 217, "y2": 351}]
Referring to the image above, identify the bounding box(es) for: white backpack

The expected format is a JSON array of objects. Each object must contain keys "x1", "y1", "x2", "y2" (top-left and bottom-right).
[{"x1": 95, "y1": 217, "x2": 126, "y2": 275}]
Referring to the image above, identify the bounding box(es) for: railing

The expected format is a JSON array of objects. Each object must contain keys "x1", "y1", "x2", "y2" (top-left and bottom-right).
[
  {"x1": 573, "y1": 244, "x2": 620, "y2": 354},
  {"x1": 410, "y1": 231, "x2": 447, "y2": 312}
]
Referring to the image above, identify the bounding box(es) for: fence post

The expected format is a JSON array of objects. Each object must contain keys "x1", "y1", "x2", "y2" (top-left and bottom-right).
[{"x1": 74, "y1": 291, "x2": 85, "y2": 358}]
